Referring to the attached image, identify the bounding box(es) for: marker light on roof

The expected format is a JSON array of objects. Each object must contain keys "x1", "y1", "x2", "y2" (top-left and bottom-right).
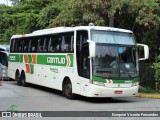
[{"x1": 89, "y1": 23, "x2": 95, "y2": 26}]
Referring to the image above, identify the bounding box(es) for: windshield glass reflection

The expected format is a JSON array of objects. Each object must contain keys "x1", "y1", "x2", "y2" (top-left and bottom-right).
[{"x1": 93, "y1": 45, "x2": 138, "y2": 79}]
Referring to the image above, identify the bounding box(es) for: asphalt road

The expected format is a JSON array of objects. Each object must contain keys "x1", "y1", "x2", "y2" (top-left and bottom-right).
[{"x1": 0, "y1": 80, "x2": 160, "y2": 120}]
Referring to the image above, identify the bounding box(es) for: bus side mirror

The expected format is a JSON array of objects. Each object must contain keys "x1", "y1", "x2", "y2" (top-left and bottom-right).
[
  {"x1": 137, "y1": 43, "x2": 149, "y2": 60},
  {"x1": 87, "y1": 40, "x2": 96, "y2": 58}
]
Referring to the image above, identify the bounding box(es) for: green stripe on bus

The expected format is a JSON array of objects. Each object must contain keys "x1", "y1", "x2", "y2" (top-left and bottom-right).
[
  {"x1": 92, "y1": 76, "x2": 106, "y2": 83},
  {"x1": 92, "y1": 76, "x2": 139, "y2": 84},
  {"x1": 112, "y1": 77, "x2": 139, "y2": 84},
  {"x1": 30, "y1": 64, "x2": 34, "y2": 74},
  {"x1": 68, "y1": 54, "x2": 74, "y2": 67},
  {"x1": 19, "y1": 54, "x2": 23, "y2": 63},
  {"x1": 9, "y1": 54, "x2": 74, "y2": 67},
  {"x1": 28, "y1": 55, "x2": 32, "y2": 63}
]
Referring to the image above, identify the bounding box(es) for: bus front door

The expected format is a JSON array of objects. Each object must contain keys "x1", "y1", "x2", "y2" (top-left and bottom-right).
[{"x1": 79, "y1": 44, "x2": 90, "y2": 96}]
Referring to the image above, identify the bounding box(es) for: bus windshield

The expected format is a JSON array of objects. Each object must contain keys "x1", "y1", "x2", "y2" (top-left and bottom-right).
[
  {"x1": 91, "y1": 30, "x2": 138, "y2": 79},
  {"x1": 93, "y1": 45, "x2": 138, "y2": 79},
  {"x1": 0, "y1": 52, "x2": 8, "y2": 67},
  {"x1": 91, "y1": 30, "x2": 135, "y2": 45}
]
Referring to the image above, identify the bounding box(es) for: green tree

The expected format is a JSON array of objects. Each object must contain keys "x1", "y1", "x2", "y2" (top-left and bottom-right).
[
  {"x1": 152, "y1": 52, "x2": 160, "y2": 82},
  {"x1": 128, "y1": 0, "x2": 160, "y2": 61},
  {"x1": 37, "y1": 2, "x2": 60, "y2": 29},
  {"x1": 0, "y1": 0, "x2": 52, "y2": 43}
]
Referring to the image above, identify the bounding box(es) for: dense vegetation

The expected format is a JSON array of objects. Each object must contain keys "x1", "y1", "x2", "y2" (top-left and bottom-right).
[{"x1": 0, "y1": 0, "x2": 160, "y2": 62}]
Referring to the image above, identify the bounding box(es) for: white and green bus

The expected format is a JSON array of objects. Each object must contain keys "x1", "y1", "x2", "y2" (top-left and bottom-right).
[{"x1": 8, "y1": 25, "x2": 149, "y2": 99}]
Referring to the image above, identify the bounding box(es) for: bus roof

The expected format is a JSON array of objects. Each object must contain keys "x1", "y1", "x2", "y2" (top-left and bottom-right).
[{"x1": 11, "y1": 26, "x2": 133, "y2": 39}]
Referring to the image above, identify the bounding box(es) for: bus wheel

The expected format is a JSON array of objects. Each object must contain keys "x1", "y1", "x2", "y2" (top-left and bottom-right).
[
  {"x1": 106, "y1": 97, "x2": 112, "y2": 101},
  {"x1": 15, "y1": 71, "x2": 21, "y2": 86},
  {"x1": 20, "y1": 73, "x2": 27, "y2": 87},
  {"x1": 63, "y1": 80, "x2": 74, "y2": 99}
]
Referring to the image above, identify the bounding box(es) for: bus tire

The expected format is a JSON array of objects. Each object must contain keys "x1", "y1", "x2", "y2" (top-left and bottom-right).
[
  {"x1": 63, "y1": 79, "x2": 74, "y2": 99},
  {"x1": 20, "y1": 72, "x2": 27, "y2": 87},
  {"x1": 15, "y1": 71, "x2": 21, "y2": 86},
  {"x1": 106, "y1": 97, "x2": 112, "y2": 101}
]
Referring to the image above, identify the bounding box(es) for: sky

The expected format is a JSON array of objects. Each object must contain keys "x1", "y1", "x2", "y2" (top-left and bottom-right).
[{"x1": 0, "y1": 0, "x2": 12, "y2": 6}]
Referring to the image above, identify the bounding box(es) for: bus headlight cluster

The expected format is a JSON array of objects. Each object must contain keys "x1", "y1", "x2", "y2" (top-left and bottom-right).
[
  {"x1": 93, "y1": 81, "x2": 105, "y2": 86},
  {"x1": 132, "y1": 82, "x2": 139, "y2": 86}
]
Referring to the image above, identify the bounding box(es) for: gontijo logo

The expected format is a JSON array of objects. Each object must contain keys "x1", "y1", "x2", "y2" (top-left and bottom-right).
[
  {"x1": 47, "y1": 57, "x2": 65, "y2": 64},
  {"x1": 46, "y1": 55, "x2": 71, "y2": 67}
]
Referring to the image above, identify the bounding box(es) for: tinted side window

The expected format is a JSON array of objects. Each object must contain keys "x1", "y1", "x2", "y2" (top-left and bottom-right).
[
  {"x1": 48, "y1": 34, "x2": 61, "y2": 52},
  {"x1": 14, "y1": 39, "x2": 20, "y2": 52},
  {"x1": 10, "y1": 32, "x2": 74, "y2": 53},
  {"x1": 48, "y1": 32, "x2": 74, "y2": 53},
  {"x1": 10, "y1": 39, "x2": 15, "y2": 52},
  {"x1": 23, "y1": 38, "x2": 30, "y2": 53},
  {"x1": 61, "y1": 32, "x2": 74, "y2": 53},
  {"x1": 37, "y1": 37, "x2": 44, "y2": 52},
  {"x1": 76, "y1": 30, "x2": 88, "y2": 51},
  {"x1": 36, "y1": 36, "x2": 47, "y2": 53},
  {"x1": 43, "y1": 36, "x2": 50, "y2": 52},
  {"x1": 19, "y1": 39, "x2": 24, "y2": 52},
  {"x1": 31, "y1": 37, "x2": 38, "y2": 53}
]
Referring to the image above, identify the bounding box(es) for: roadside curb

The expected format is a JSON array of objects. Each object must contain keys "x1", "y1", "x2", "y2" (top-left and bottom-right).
[{"x1": 136, "y1": 93, "x2": 160, "y2": 99}]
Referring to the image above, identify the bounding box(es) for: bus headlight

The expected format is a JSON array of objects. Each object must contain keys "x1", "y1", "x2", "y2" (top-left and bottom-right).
[
  {"x1": 132, "y1": 82, "x2": 139, "y2": 86},
  {"x1": 93, "y1": 81, "x2": 105, "y2": 86}
]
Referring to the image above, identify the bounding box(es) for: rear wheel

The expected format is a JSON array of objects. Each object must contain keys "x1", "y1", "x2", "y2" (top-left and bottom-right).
[
  {"x1": 63, "y1": 79, "x2": 74, "y2": 99},
  {"x1": 21, "y1": 73, "x2": 27, "y2": 87},
  {"x1": 15, "y1": 71, "x2": 21, "y2": 86}
]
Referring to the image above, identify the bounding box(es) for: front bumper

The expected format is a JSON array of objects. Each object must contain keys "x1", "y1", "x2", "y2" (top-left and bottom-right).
[{"x1": 86, "y1": 84, "x2": 139, "y2": 97}]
